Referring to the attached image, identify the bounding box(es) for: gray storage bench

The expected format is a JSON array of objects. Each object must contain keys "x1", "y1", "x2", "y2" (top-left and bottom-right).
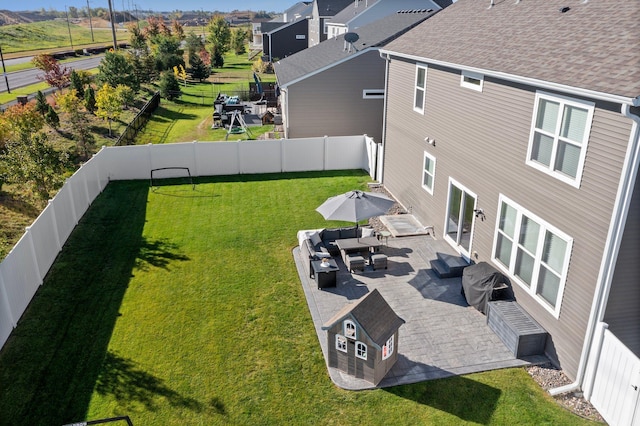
[{"x1": 487, "y1": 300, "x2": 548, "y2": 358}]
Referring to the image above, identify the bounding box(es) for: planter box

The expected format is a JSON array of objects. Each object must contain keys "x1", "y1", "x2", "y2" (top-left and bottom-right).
[{"x1": 487, "y1": 300, "x2": 547, "y2": 358}]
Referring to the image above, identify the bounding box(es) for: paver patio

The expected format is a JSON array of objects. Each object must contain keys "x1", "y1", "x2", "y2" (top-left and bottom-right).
[{"x1": 293, "y1": 234, "x2": 548, "y2": 390}]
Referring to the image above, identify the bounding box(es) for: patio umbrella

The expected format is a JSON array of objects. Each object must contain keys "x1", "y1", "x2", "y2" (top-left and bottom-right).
[{"x1": 316, "y1": 190, "x2": 395, "y2": 226}]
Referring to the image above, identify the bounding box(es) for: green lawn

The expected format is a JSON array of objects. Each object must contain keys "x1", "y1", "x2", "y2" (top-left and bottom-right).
[
  {"x1": 0, "y1": 172, "x2": 598, "y2": 425},
  {"x1": 0, "y1": 21, "x2": 128, "y2": 55}
]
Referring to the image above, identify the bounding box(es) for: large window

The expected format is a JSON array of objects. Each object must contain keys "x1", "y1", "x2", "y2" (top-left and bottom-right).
[
  {"x1": 422, "y1": 151, "x2": 436, "y2": 194},
  {"x1": 493, "y1": 195, "x2": 572, "y2": 316},
  {"x1": 526, "y1": 92, "x2": 594, "y2": 187},
  {"x1": 414, "y1": 64, "x2": 427, "y2": 114}
]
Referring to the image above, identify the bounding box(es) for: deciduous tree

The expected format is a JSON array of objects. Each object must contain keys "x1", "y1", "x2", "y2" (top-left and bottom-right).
[
  {"x1": 207, "y1": 15, "x2": 231, "y2": 64},
  {"x1": 32, "y1": 54, "x2": 71, "y2": 90},
  {"x1": 232, "y1": 28, "x2": 248, "y2": 55},
  {"x1": 1, "y1": 132, "x2": 68, "y2": 203},
  {"x1": 57, "y1": 90, "x2": 94, "y2": 155},
  {"x1": 95, "y1": 84, "x2": 122, "y2": 137}
]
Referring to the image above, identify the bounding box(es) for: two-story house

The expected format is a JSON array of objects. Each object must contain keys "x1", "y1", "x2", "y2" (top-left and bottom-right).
[
  {"x1": 251, "y1": 2, "x2": 313, "y2": 60},
  {"x1": 326, "y1": 0, "x2": 448, "y2": 39},
  {"x1": 275, "y1": 9, "x2": 438, "y2": 142},
  {"x1": 378, "y1": 0, "x2": 640, "y2": 423},
  {"x1": 308, "y1": 0, "x2": 353, "y2": 47}
]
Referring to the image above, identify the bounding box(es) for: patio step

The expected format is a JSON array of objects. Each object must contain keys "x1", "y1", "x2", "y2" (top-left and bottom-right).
[{"x1": 430, "y1": 252, "x2": 469, "y2": 278}]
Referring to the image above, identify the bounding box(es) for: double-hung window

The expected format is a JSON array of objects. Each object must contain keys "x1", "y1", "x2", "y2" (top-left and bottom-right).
[
  {"x1": 422, "y1": 151, "x2": 436, "y2": 194},
  {"x1": 493, "y1": 195, "x2": 572, "y2": 317},
  {"x1": 414, "y1": 64, "x2": 427, "y2": 114},
  {"x1": 527, "y1": 92, "x2": 594, "y2": 187}
]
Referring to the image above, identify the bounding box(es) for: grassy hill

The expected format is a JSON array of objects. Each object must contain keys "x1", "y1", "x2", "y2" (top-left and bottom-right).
[{"x1": 0, "y1": 19, "x2": 128, "y2": 55}]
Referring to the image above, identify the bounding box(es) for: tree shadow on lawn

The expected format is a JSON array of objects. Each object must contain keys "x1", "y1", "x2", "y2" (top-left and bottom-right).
[
  {"x1": 95, "y1": 351, "x2": 204, "y2": 412},
  {"x1": 0, "y1": 181, "x2": 189, "y2": 425},
  {"x1": 385, "y1": 375, "x2": 501, "y2": 425}
]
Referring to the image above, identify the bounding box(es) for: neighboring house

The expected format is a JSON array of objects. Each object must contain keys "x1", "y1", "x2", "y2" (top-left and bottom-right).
[
  {"x1": 326, "y1": 0, "x2": 444, "y2": 39},
  {"x1": 274, "y1": 9, "x2": 438, "y2": 142},
  {"x1": 263, "y1": 18, "x2": 310, "y2": 62},
  {"x1": 322, "y1": 289, "x2": 405, "y2": 385},
  {"x1": 251, "y1": 2, "x2": 313, "y2": 56},
  {"x1": 379, "y1": 0, "x2": 640, "y2": 422},
  {"x1": 308, "y1": 0, "x2": 353, "y2": 47}
]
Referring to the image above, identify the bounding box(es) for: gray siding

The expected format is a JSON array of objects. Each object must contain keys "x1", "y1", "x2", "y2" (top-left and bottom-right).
[
  {"x1": 604, "y1": 173, "x2": 640, "y2": 356},
  {"x1": 383, "y1": 58, "x2": 633, "y2": 379},
  {"x1": 286, "y1": 50, "x2": 385, "y2": 142}
]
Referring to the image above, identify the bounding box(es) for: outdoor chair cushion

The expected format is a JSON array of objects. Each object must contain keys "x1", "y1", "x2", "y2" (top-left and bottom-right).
[{"x1": 340, "y1": 226, "x2": 358, "y2": 239}]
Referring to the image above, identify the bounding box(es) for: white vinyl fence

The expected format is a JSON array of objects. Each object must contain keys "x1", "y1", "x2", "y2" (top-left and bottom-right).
[{"x1": 0, "y1": 135, "x2": 374, "y2": 349}]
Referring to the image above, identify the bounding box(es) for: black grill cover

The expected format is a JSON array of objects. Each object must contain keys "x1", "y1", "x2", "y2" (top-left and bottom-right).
[{"x1": 461, "y1": 262, "x2": 512, "y2": 314}]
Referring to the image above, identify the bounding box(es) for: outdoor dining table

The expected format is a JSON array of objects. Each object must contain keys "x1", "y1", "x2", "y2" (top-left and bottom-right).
[{"x1": 335, "y1": 237, "x2": 382, "y2": 263}]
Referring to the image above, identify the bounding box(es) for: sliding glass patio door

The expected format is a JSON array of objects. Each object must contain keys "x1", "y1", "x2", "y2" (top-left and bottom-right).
[{"x1": 444, "y1": 179, "x2": 477, "y2": 259}]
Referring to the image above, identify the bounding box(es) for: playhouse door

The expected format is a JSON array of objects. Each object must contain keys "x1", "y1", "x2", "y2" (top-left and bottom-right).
[{"x1": 347, "y1": 341, "x2": 356, "y2": 375}]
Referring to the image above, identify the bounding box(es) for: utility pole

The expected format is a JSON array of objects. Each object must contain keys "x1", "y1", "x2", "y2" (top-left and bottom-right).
[
  {"x1": 0, "y1": 45, "x2": 10, "y2": 93},
  {"x1": 65, "y1": 5, "x2": 74, "y2": 50},
  {"x1": 87, "y1": 0, "x2": 95, "y2": 43},
  {"x1": 107, "y1": 0, "x2": 118, "y2": 50}
]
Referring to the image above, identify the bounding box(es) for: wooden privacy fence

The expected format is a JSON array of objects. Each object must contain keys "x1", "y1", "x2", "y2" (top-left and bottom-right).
[{"x1": 116, "y1": 92, "x2": 161, "y2": 146}]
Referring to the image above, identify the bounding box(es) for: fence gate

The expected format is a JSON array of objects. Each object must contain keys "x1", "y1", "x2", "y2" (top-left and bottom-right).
[{"x1": 589, "y1": 327, "x2": 640, "y2": 425}]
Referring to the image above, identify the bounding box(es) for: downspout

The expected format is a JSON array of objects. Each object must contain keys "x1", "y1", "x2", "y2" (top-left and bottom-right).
[
  {"x1": 550, "y1": 100, "x2": 640, "y2": 396},
  {"x1": 283, "y1": 87, "x2": 289, "y2": 139},
  {"x1": 268, "y1": 34, "x2": 273, "y2": 63},
  {"x1": 378, "y1": 51, "x2": 391, "y2": 184}
]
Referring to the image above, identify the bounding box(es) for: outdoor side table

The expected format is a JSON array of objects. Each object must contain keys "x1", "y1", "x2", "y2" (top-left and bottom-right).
[{"x1": 311, "y1": 259, "x2": 339, "y2": 289}]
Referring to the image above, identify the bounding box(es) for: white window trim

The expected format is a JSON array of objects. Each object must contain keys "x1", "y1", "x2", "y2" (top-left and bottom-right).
[
  {"x1": 413, "y1": 64, "x2": 428, "y2": 114},
  {"x1": 336, "y1": 335, "x2": 347, "y2": 353},
  {"x1": 355, "y1": 341, "x2": 367, "y2": 360},
  {"x1": 526, "y1": 91, "x2": 595, "y2": 188},
  {"x1": 343, "y1": 319, "x2": 356, "y2": 339},
  {"x1": 382, "y1": 335, "x2": 394, "y2": 360},
  {"x1": 491, "y1": 194, "x2": 573, "y2": 318},
  {"x1": 363, "y1": 89, "x2": 385, "y2": 99},
  {"x1": 421, "y1": 151, "x2": 436, "y2": 195},
  {"x1": 460, "y1": 70, "x2": 484, "y2": 92}
]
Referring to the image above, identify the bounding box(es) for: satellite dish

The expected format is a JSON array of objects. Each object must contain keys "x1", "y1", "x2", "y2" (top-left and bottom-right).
[{"x1": 344, "y1": 32, "x2": 359, "y2": 43}]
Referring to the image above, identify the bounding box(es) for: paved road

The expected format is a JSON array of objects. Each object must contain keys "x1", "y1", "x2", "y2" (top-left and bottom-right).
[{"x1": 0, "y1": 56, "x2": 103, "y2": 93}]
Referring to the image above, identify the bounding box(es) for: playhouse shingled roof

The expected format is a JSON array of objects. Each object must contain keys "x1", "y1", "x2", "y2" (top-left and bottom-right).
[
  {"x1": 381, "y1": 0, "x2": 640, "y2": 102},
  {"x1": 322, "y1": 289, "x2": 405, "y2": 348}
]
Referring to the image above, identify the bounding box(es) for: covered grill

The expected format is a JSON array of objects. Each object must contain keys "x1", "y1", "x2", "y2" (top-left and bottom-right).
[{"x1": 461, "y1": 262, "x2": 513, "y2": 314}]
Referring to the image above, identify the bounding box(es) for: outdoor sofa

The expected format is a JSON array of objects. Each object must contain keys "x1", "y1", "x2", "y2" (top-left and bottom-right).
[{"x1": 297, "y1": 226, "x2": 375, "y2": 277}]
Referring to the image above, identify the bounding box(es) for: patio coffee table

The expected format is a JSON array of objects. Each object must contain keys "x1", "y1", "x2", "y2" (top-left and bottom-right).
[{"x1": 311, "y1": 258, "x2": 339, "y2": 289}]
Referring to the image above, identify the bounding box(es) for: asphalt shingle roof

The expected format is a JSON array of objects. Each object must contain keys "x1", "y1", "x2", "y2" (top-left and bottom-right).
[
  {"x1": 316, "y1": 0, "x2": 355, "y2": 17},
  {"x1": 382, "y1": 0, "x2": 640, "y2": 100},
  {"x1": 275, "y1": 9, "x2": 438, "y2": 86},
  {"x1": 322, "y1": 288, "x2": 405, "y2": 347}
]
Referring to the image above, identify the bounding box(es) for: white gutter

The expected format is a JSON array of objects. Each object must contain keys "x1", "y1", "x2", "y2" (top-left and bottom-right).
[
  {"x1": 379, "y1": 50, "x2": 640, "y2": 108},
  {"x1": 550, "y1": 103, "x2": 640, "y2": 396}
]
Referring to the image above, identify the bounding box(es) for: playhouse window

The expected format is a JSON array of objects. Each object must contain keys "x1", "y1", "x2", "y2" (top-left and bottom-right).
[
  {"x1": 355, "y1": 342, "x2": 367, "y2": 360},
  {"x1": 336, "y1": 335, "x2": 347, "y2": 353},
  {"x1": 382, "y1": 335, "x2": 394, "y2": 360},
  {"x1": 344, "y1": 320, "x2": 356, "y2": 339}
]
